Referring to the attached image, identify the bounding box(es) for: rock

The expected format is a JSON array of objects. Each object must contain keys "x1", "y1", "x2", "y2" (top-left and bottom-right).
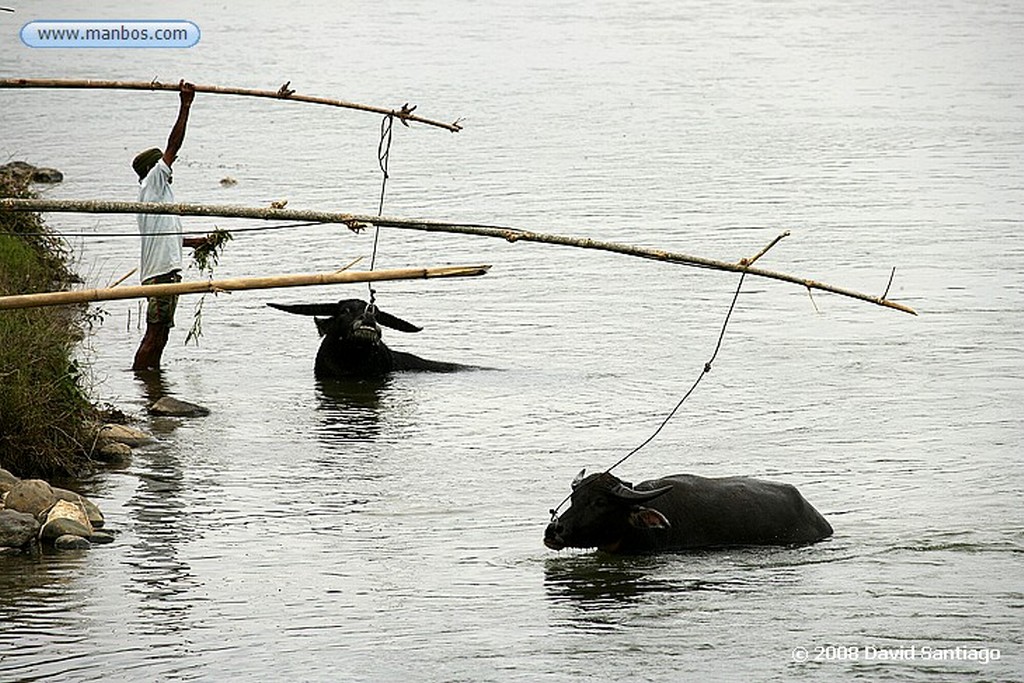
[
  {"x1": 95, "y1": 403, "x2": 131, "y2": 424},
  {"x1": 51, "y1": 487, "x2": 104, "y2": 528},
  {"x1": 0, "y1": 160, "x2": 35, "y2": 180},
  {"x1": 5, "y1": 479, "x2": 57, "y2": 517},
  {"x1": 88, "y1": 531, "x2": 115, "y2": 545},
  {"x1": 3, "y1": 479, "x2": 108, "y2": 547},
  {"x1": 219, "y1": 176, "x2": 238, "y2": 186},
  {"x1": 98, "y1": 423, "x2": 154, "y2": 447},
  {"x1": 94, "y1": 441, "x2": 133, "y2": 466},
  {"x1": 31, "y1": 167, "x2": 63, "y2": 183},
  {"x1": 0, "y1": 161, "x2": 63, "y2": 184},
  {"x1": 80, "y1": 497, "x2": 105, "y2": 529},
  {"x1": 40, "y1": 516, "x2": 92, "y2": 543},
  {"x1": 51, "y1": 487, "x2": 77, "y2": 504},
  {"x1": 149, "y1": 396, "x2": 210, "y2": 417},
  {"x1": 46, "y1": 499, "x2": 92, "y2": 532},
  {"x1": 0, "y1": 468, "x2": 18, "y2": 494},
  {"x1": 54, "y1": 534, "x2": 91, "y2": 550},
  {"x1": 0, "y1": 509, "x2": 40, "y2": 548}
]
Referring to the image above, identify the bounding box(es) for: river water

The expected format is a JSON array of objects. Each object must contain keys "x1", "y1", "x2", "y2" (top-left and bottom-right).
[{"x1": 2, "y1": 0, "x2": 1022, "y2": 680}]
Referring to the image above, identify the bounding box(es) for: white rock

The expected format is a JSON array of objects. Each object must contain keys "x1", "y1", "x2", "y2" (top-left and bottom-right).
[
  {"x1": 46, "y1": 499, "x2": 92, "y2": 533},
  {"x1": 99, "y1": 423, "x2": 154, "y2": 447}
]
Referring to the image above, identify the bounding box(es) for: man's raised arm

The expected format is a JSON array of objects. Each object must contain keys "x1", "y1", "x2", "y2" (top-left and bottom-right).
[{"x1": 162, "y1": 79, "x2": 195, "y2": 168}]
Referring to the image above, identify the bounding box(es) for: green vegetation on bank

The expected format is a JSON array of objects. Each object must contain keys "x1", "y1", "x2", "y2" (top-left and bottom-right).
[{"x1": 0, "y1": 173, "x2": 96, "y2": 478}]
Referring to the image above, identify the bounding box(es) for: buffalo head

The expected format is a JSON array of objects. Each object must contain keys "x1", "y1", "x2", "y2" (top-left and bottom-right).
[
  {"x1": 544, "y1": 470, "x2": 673, "y2": 553},
  {"x1": 268, "y1": 299, "x2": 422, "y2": 378},
  {"x1": 268, "y1": 298, "x2": 470, "y2": 378}
]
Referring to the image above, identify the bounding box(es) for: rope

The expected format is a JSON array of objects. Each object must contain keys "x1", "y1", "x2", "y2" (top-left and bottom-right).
[
  {"x1": 548, "y1": 269, "x2": 748, "y2": 521},
  {"x1": 605, "y1": 269, "x2": 746, "y2": 475},
  {"x1": 367, "y1": 113, "x2": 394, "y2": 305}
]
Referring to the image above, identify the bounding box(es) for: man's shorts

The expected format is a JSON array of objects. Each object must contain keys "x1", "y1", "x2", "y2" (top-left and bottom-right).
[{"x1": 143, "y1": 270, "x2": 182, "y2": 327}]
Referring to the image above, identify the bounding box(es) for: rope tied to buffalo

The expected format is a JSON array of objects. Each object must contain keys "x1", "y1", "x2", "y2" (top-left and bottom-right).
[
  {"x1": 367, "y1": 113, "x2": 394, "y2": 307},
  {"x1": 548, "y1": 231, "x2": 789, "y2": 522}
]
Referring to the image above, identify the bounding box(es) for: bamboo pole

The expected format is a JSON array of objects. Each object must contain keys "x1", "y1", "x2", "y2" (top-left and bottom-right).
[
  {"x1": 107, "y1": 267, "x2": 137, "y2": 288},
  {"x1": 0, "y1": 197, "x2": 917, "y2": 315},
  {"x1": 0, "y1": 78, "x2": 463, "y2": 132},
  {"x1": 0, "y1": 264, "x2": 491, "y2": 310}
]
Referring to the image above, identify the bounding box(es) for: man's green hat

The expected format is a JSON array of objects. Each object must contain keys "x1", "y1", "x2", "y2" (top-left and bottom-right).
[{"x1": 132, "y1": 148, "x2": 163, "y2": 181}]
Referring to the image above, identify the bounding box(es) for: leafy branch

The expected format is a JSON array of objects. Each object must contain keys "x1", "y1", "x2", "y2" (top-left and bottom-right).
[
  {"x1": 185, "y1": 228, "x2": 233, "y2": 345},
  {"x1": 192, "y1": 228, "x2": 233, "y2": 274}
]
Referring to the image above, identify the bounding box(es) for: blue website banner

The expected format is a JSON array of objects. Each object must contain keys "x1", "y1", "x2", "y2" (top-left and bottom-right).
[{"x1": 21, "y1": 20, "x2": 200, "y2": 48}]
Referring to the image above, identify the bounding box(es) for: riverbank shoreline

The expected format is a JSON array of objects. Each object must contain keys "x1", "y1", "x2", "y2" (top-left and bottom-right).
[{"x1": 0, "y1": 162, "x2": 101, "y2": 480}]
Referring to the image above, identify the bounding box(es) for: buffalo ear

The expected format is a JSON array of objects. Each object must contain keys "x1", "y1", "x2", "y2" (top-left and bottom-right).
[
  {"x1": 628, "y1": 507, "x2": 671, "y2": 530},
  {"x1": 376, "y1": 310, "x2": 423, "y2": 333}
]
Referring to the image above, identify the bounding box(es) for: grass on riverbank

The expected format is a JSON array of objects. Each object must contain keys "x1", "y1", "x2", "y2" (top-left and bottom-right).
[{"x1": 0, "y1": 173, "x2": 96, "y2": 478}]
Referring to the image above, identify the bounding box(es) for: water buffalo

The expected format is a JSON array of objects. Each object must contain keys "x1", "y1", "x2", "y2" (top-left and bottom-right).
[
  {"x1": 267, "y1": 299, "x2": 467, "y2": 379},
  {"x1": 544, "y1": 470, "x2": 833, "y2": 554}
]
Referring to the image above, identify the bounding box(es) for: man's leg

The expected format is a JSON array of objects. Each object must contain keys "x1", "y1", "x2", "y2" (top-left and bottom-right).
[
  {"x1": 133, "y1": 322, "x2": 171, "y2": 371},
  {"x1": 133, "y1": 272, "x2": 180, "y2": 371}
]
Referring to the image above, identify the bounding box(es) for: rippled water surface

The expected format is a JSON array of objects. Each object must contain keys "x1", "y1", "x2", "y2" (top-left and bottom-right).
[{"x1": 2, "y1": 0, "x2": 1022, "y2": 680}]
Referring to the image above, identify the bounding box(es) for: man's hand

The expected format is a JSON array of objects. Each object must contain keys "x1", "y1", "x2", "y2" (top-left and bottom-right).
[{"x1": 179, "y1": 79, "x2": 195, "y2": 107}]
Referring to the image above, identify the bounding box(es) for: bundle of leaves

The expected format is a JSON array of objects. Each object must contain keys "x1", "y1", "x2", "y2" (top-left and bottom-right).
[
  {"x1": 185, "y1": 228, "x2": 233, "y2": 345},
  {"x1": 192, "y1": 228, "x2": 233, "y2": 274}
]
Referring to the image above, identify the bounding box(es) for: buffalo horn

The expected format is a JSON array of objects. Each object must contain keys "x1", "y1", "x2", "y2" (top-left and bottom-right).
[
  {"x1": 571, "y1": 468, "x2": 586, "y2": 489},
  {"x1": 266, "y1": 302, "x2": 339, "y2": 317},
  {"x1": 609, "y1": 483, "x2": 673, "y2": 503},
  {"x1": 376, "y1": 310, "x2": 423, "y2": 333}
]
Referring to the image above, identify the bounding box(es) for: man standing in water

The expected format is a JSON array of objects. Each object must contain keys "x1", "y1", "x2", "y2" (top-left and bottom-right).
[{"x1": 132, "y1": 79, "x2": 208, "y2": 371}]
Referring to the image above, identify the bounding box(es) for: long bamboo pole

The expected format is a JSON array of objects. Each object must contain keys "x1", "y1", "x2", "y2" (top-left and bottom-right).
[
  {"x1": 0, "y1": 264, "x2": 490, "y2": 310},
  {"x1": 0, "y1": 78, "x2": 463, "y2": 132},
  {"x1": 0, "y1": 197, "x2": 917, "y2": 315}
]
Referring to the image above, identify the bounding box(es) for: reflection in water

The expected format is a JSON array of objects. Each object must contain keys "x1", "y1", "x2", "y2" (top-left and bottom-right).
[
  {"x1": 542, "y1": 546, "x2": 809, "y2": 610},
  {"x1": 124, "y1": 372, "x2": 200, "y2": 638},
  {"x1": 0, "y1": 553, "x2": 94, "y2": 678},
  {"x1": 133, "y1": 368, "x2": 171, "y2": 407},
  {"x1": 301, "y1": 378, "x2": 394, "y2": 521},
  {"x1": 314, "y1": 377, "x2": 389, "y2": 442},
  {"x1": 543, "y1": 554, "x2": 699, "y2": 606}
]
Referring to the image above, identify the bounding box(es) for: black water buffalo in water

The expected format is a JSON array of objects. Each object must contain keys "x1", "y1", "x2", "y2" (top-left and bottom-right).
[
  {"x1": 267, "y1": 299, "x2": 467, "y2": 379},
  {"x1": 544, "y1": 470, "x2": 833, "y2": 554}
]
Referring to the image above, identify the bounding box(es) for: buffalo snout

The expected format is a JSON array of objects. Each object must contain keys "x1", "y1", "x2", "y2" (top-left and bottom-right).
[
  {"x1": 544, "y1": 518, "x2": 567, "y2": 551},
  {"x1": 347, "y1": 304, "x2": 383, "y2": 345}
]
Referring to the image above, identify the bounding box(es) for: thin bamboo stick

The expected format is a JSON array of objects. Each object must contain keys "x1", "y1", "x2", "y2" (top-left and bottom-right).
[
  {"x1": 0, "y1": 197, "x2": 917, "y2": 315},
  {"x1": 107, "y1": 267, "x2": 137, "y2": 288},
  {"x1": 0, "y1": 264, "x2": 491, "y2": 310},
  {"x1": 0, "y1": 78, "x2": 463, "y2": 132}
]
